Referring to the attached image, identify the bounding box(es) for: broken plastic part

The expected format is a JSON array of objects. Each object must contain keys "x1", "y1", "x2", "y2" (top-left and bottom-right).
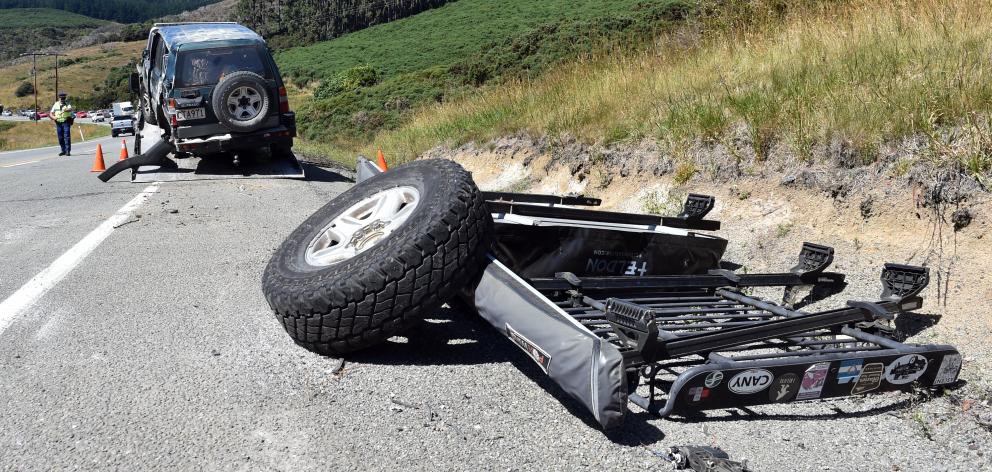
[
  {"x1": 604, "y1": 298, "x2": 660, "y2": 359},
  {"x1": 790, "y1": 242, "x2": 834, "y2": 275},
  {"x1": 879, "y1": 263, "x2": 929, "y2": 301},
  {"x1": 677, "y1": 194, "x2": 715, "y2": 221}
]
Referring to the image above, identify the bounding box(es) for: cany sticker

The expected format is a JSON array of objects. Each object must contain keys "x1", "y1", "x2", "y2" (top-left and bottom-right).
[
  {"x1": 686, "y1": 386, "x2": 710, "y2": 403},
  {"x1": 795, "y1": 362, "x2": 830, "y2": 400},
  {"x1": 769, "y1": 373, "x2": 800, "y2": 402},
  {"x1": 884, "y1": 354, "x2": 928, "y2": 385},
  {"x1": 933, "y1": 354, "x2": 962, "y2": 386},
  {"x1": 704, "y1": 371, "x2": 724, "y2": 388},
  {"x1": 505, "y1": 323, "x2": 551, "y2": 373},
  {"x1": 837, "y1": 359, "x2": 864, "y2": 384},
  {"x1": 852, "y1": 363, "x2": 884, "y2": 395},
  {"x1": 728, "y1": 369, "x2": 773, "y2": 394}
]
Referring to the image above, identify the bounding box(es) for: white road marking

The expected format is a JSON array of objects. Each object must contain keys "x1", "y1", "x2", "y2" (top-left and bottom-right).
[
  {"x1": 0, "y1": 160, "x2": 41, "y2": 168},
  {"x1": 0, "y1": 184, "x2": 160, "y2": 335}
]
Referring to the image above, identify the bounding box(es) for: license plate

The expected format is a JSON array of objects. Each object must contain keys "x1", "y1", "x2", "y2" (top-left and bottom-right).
[{"x1": 176, "y1": 107, "x2": 205, "y2": 121}]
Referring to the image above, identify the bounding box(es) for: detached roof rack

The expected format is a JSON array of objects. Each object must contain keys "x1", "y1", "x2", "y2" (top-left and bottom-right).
[{"x1": 486, "y1": 192, "x2": 721, "y2": 231}]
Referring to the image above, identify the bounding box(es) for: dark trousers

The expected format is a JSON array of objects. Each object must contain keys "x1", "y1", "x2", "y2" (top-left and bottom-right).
[{"x1": 56, "y1": 121, "x2": 71, "y2": 154}]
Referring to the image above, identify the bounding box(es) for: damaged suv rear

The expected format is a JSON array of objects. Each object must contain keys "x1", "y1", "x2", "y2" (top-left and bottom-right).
[{"x1": 131, "y1": 22, "x2": 295, "y2": 158}]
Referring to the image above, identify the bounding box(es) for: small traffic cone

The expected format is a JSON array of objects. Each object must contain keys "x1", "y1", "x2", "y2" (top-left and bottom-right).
[
  {"x1": 119, "y1": 139, "x2": 129, "y2": 161},
  {"x1": 90, "y1": 144, "x2": 106, "y2": 172},
  {"x1": 376, "y1": 149, "x2": 388, "y2": 171}
]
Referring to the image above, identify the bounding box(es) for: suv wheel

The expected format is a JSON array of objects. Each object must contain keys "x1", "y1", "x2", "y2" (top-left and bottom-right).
[
  {"x1": 261, "y1": 159, "x2": 493, "y2": 355},
  {"x1": 212, "y1": 71, "x2": 271, "y2": 133}
]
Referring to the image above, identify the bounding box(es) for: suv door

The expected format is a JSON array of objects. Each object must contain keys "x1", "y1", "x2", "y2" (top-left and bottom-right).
[{"x1": 148, "y1": 33, "x2": 169, "y2": 127}]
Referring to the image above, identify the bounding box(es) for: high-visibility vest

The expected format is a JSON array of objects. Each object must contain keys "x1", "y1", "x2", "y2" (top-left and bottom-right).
[{"x1": 51, "y1": 101, "x2": 73, "y2": 123}]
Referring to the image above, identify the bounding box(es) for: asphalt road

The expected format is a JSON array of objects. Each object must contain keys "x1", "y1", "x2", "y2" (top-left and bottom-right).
[{"x1": 0, "y1": 143, "x2": 987, "y2": 471}]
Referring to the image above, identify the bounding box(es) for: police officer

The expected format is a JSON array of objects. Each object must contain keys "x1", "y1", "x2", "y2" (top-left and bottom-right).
[{"x1": 50, "y1": 91, "x2": 73, "y2": 156}]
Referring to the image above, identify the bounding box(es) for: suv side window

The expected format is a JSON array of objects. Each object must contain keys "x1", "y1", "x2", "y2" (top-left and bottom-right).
[{"x1": 154, "y1": 42, "x2": 168, "y2": 72}]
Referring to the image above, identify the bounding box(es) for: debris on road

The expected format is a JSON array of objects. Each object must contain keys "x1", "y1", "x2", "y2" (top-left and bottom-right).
[{"x1": 665, "y1": 445, "x2": 751, "y2": 472}]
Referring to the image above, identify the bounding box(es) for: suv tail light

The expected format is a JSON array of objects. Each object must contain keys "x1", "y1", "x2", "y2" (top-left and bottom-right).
[
  {"x1": 278, "y1": 86, "x2": 289, "y2": 113},
  {"x1": 167, "y1": 98, "x2": 178, "y2": 127}
]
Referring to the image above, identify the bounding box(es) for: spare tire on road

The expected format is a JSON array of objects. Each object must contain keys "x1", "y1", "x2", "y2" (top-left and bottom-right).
[{"x1": 262, "y1": 159, "x2": 493, "y2": 355}]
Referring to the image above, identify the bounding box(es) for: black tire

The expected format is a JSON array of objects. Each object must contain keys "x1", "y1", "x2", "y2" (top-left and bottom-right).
[
  {"x1": 262, "y1": 159, "x2": 493, "y2": 355},
  {"x1": 111, "y1": 130, "x2": 117, "y2": 138},
  {"x1": 140, "y1": 96, "x2": 155, "y2": 127},
  {"x1": 212, "y1": 71, "x2": 271, "y2": 133}
]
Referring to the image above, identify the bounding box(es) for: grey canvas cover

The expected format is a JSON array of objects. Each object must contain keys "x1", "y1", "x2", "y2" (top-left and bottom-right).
[{"x1": 468, "y1": 256, "x2": 628, "y2": 429}]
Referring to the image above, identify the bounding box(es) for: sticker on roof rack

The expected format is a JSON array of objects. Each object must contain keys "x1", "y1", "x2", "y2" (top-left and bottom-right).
[
  {"x1": 505, "y1": 323, "x2": 552, "y2": 373},
  {"x1": 884, "y1": 354, "x2": 928, "y2": 385},
  {"x1": 933, "y1": 354, "x2": 962, "y2": 386}
]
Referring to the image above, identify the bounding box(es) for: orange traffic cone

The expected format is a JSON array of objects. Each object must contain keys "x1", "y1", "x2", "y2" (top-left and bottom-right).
[
  {"x1": 90, "y1": 144, "x2": 106, "y2": 172},
  {"x1": 376, "y1": 149, "x2": 388, "y2": 171},
  {"x1": 119, "y1": 139, "x2": 129, "y2": 161}
]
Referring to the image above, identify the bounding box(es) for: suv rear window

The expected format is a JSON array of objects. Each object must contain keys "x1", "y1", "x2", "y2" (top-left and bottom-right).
[{"x1": 175, "y1": 46, "x2": 270, "y2": 87}]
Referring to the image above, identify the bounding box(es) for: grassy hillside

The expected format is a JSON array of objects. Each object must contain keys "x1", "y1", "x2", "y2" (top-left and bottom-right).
[
  {"x1": 0, "y1": 0, "x2": 219, "y2": 23},
  {"x1": 0, "y1": 41, "x2": 143, "y2": 110},
  {"x1": 314, "y1": 0, "x2": 991, "y2": 179},
  {"x1": 0, "y1": 8, "x2": 110, "y2": 61},
  {"x1": 0, "y1": 121, "x2": 110, "y2": 151},
  {"x1": 278, "y1": 0, "x2": 691, "y2": 146}
]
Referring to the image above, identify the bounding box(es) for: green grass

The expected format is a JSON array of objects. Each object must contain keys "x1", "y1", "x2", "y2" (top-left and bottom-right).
[
  {"x1": 353, "y1": 0, "x2": 992, "y2": 177},
  {"x1": 276, "y1": 0, "x2": 682, "y2": 83},
  {"x1": 278, "y1": 0, "x2": 691, "y2": 145},
  {"x1": 0, "y1": 121, "x2": 110, "y2": 151}
]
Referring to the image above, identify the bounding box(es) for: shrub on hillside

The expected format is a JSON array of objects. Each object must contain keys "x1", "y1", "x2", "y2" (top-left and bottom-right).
[
  {"x1": 15, "y1": 82, "x2": 34, "y2": 98},
  {"x1": 313, "y1": 65, "x2": 381, "y2": 100}
]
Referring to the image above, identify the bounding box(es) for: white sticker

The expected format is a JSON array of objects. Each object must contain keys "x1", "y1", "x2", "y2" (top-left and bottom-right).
[
  {"x1": 704, "y1": 371, "x2": 724, "y2": 388},
  {"x1": 728, "y1": 369, "x2": 773, "y2": 394},
  {"x1": 933, "y1": 354, "x2": 962, "y2": 386},
  {"x1": 884, "y1": 354, "x2": 928, "y2": 385},
  {"x1": 796, "y1": 362, "x2": 831, "y2": 400}
]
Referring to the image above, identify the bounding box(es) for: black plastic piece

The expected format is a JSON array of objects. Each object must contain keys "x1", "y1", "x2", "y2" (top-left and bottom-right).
[
  {"x1": 880, "y1": 263, "x2": 929, "y2": 301},
  {"x1": 488, "y1": 201, "x2": 662, "y2": 226},
  {"x1": 791, "y1": 242, "x2": 834, "y2": 274},
  {"x1": 484, "y1": 192, "x2": 601, "y2": 207},
  {"x1": 97, "y1": 139, "x2": 176, "y2": 182},
  {"x1": 847, "y1": 300, "x2": 896, "y2": 320},
  {"x1": 604, "y1": 298, "x2": 661, "y2": 359},
  {"x1": 677, "y1": 194, "x2": 715, "y2": 221},
  {"x1": 667, "y1": 446, "x2": 750, "y2": 472}
]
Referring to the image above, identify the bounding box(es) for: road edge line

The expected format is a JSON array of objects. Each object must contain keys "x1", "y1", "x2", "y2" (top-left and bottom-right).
[{"x1": 0, "y1": 183, "x2": 160, "y2": 335}]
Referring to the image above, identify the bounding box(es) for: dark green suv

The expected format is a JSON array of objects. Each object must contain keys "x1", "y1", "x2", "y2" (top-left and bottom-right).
[{"x1": 129, "y1": 22, "x2": 295, "y2": 157}]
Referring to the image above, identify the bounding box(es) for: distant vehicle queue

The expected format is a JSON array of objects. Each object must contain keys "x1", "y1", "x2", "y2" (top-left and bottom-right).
[{"x1": 1, "y1": 107, "x2": 116, "y2": 122}]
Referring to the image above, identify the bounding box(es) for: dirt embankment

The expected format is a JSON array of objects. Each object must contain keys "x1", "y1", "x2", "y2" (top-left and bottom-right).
[{"x1": 425, "y1": 132, "x2": 992, "y2": 439}]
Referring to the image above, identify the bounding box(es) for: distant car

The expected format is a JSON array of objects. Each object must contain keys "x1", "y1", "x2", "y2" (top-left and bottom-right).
[
  {"x1": 22, "y1": 109, "x2": 35, "y2": 117},
  {"x1": 37, "y1": 112, "x2": 49, "y2": 119},
  {"x1": 111, "y1": 102, "x2": 136, "y2": 137},
  {"x1": 92, "y1": 114, "x2": 106, "y2": 122},
  {"x1": 76, "y1": 111, "x2": 88, "y2": 118},
  {"x1": 1, "y1": 110, "x2": 11, "y2": 117}
]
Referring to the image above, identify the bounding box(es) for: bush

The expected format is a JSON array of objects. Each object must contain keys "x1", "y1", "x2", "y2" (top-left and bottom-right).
[
  {"x1": 313, "y1": 65, "x2": 381, "y2": 100},
  {"x1": 15, "y1": 82, "x2": 34, "y2": 97}
]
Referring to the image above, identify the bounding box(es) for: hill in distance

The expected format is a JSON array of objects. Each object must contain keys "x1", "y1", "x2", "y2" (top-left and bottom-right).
[
  {"x1": 0, "y1": 8, "x2": 111, "y2": 61},
  {"x1": 0, "y1": 0, "x2": 220, "y2": 23}
]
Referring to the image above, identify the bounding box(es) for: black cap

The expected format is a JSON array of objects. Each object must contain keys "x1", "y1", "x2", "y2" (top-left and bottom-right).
[{"x1": 58, "y1": 91, "x2": 67, "y2": 97}]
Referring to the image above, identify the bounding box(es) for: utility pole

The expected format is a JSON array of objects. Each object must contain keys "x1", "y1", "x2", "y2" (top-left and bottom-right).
[
  {"x1": 19, "y1": 52, "x2": 68, "y2": 119},
  {"x1": 50, "y1": 53, "x2": 67, "y2": 100}
]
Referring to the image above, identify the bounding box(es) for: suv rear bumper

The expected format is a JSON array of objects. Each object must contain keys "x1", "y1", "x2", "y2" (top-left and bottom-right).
[{"x1": 175, "y1": 124, "x2": 294, "y2": 154}]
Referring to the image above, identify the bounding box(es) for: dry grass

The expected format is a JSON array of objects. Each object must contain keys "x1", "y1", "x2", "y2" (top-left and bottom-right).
[
  {"x1": 351, "y1": 0, "x2": 991, "y2": 173},
  {"x1": 0, "y1": 41, "x2": 143, "y2": 110},
  {"x1": 0, "y1": 121, "x2": 110, "y2": 151}
]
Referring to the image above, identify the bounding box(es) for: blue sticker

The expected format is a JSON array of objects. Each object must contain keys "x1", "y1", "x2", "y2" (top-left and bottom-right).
[{"x1": 837, "y1": 359, "x2": 863, "y2": 384}]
